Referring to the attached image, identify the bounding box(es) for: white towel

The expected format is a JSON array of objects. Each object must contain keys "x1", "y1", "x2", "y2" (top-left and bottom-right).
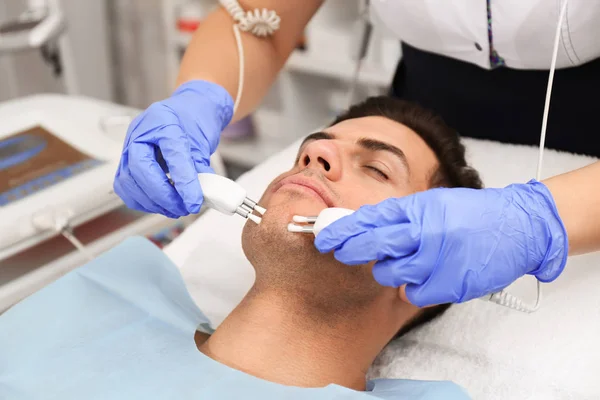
[{"x1": 371, "y1": 251, "x2": 600, "y2": 399}]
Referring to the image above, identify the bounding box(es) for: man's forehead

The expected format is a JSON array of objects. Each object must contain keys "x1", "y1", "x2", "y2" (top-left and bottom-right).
[
  {"x1": 324, "y1": 116, "x2": 411, "y2": 144},
  {"x1": 303, "y1": 116, "x2": 433, "y2": 159}
]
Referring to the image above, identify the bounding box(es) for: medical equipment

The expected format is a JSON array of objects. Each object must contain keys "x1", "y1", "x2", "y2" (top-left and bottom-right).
[
  {"x1": 197, "y1": 172, "x2": 265, "y2": 224},
  {"x1": 288, "y1": 207, "x2": 354, "y2": 236},
  {"x1": 0, "y1": 0, "x2": 64, "y2": 53},
  {"x1": 0, "y1": 95, "x2": 134, "y2": 261}
]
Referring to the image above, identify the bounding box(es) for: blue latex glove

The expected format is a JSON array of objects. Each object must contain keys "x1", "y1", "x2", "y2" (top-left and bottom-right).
[
  {"x1": 114, "y1": 80, "x2": 234, "y2": 218},
  {"x1": 315, "y1": 180, "x2": 568, "y2": 307}
]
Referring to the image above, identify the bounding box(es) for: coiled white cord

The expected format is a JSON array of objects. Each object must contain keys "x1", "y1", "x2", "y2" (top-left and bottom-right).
[
  {"x1": 484, "y1": 0, "x2": 569, "y2": 313},
  {"x1": 219, "y1": 0, "x2": 281, "y2": 113},
  {"x1": 220, "y1": 0, "x2": 281, "y2": 37},
  {"x1": 484, "y1": 280, "x2": 542, "y2": 313}
]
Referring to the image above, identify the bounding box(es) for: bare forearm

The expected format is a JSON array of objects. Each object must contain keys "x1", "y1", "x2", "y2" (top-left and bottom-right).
[
  {"x1": 176, "y1": 0, "x2": 323, "y2": 121},
  {"x1": 543, "y1": 161, "x2": 600, "y2": 255}
]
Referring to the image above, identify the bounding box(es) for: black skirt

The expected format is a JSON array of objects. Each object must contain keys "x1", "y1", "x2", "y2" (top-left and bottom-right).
[{"x1": 391, "y1": 42, "x2": 600, "y2": 157}]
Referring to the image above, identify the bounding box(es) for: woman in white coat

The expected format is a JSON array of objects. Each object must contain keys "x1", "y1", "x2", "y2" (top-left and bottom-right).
[
  {"x1": 114, "y1": 0, "x2": 600, "y2": 305},
  {"x1": 381, "y1": 0, "x2": 600, "y2": 155}
]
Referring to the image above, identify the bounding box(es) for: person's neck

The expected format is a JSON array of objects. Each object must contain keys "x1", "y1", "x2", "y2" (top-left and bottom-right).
[{"x1": 199, "y1": 287, "x2": 408, "y2": 391}]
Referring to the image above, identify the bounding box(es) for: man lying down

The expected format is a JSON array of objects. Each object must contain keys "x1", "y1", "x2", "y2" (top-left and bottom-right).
[{"x1": 0, "y1": 97, "x2": 482, "y2": 399}]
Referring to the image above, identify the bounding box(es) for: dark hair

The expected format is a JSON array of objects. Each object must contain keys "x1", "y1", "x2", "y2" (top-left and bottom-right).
[
  {"x1": 331, "y1": 96, "x2": 483, "y2": 339},
  {"x1": 332, "y1": 96, "x2": 482, "y2": 190}
]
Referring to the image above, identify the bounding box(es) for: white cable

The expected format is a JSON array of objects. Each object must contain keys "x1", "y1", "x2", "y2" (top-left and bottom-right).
[
  {"x1": 31, "y1": 210, "x2": 94, "y2": 262},
  {"x1": 219, "y1": 0, "x2": 281, "y2": 113},
  {"x1": 483, "y1": 279, "x2": 542, "y2": 314},
  {"x1": 536, "y1": 0, "x2": 569, "y2": 181},
  {"x1": 232, "y1": 25, "x2": 245, "y2": 113},
  {"x1": 486, "y1": 0, "x2": 569, "y2": 313},
  {"x1": 52, "y1": 215, "x2": 94, "y2": 262},
  {"x1": 61, "y1": 228, "x2": 94, "y2": 262}
]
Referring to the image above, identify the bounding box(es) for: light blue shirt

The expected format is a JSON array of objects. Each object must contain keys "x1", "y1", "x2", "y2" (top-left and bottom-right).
[{"x1": 0, "y1": 237, "x2": 470, "y2": 399}]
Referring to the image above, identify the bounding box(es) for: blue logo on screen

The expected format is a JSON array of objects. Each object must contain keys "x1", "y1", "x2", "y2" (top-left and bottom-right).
[{"x1": 0, "y1": 134, "x2": 47, "y2": 171}]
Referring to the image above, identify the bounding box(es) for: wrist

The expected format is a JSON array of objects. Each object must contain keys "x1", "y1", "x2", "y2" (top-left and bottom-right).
[
  {"x1": 173, "y1": 80, "x2": 234, "y2": 130},
  {"x1": 521, "y1": 180, "x2": 569, "y2": 282}
]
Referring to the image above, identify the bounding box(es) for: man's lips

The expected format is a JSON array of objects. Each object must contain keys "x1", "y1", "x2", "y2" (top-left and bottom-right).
[{"x1": 272, "y1": 175, "x2": 336, "y2": 207}]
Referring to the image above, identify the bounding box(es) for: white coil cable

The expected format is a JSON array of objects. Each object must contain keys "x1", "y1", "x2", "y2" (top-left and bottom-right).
[
  {"x1": 483, "y1": 0, "x2": 570, "y2": 313},
  {"x1": 219, "y1": 0, "x2": 281, "y2": 113}
]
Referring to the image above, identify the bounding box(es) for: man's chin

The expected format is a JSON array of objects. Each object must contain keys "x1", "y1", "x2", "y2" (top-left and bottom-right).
[
  {"x1": 244, "y1": 206, "x2": 313, "y2": 241},
  {"x1": 241, "y1": 202, "x2": 325, "y2": 266}
]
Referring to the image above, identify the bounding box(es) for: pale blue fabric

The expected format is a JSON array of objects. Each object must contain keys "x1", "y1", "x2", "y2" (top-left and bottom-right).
[{"x1": 0, "y1": 237, "x2": 470, "y2": 400}]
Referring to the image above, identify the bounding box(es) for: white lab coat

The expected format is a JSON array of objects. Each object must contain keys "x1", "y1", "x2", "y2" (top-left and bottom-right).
[{"x1": 372, "y1": 0, "x2": 600, "y2": 70}]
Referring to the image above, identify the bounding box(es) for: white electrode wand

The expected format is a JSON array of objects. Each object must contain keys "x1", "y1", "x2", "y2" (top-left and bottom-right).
[
  {"x1": 197, "y1": 173, "x2": 265, "y2": 224},
  {"x1": 287, "y1": 208, "x2": 355, "y2": 236}
]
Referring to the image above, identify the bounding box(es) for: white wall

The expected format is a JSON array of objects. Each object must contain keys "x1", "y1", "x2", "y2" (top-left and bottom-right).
[
  {"x1": 0, "y1": 2, "x2": 20, "y2": 101},
  {"x1": 59, "y1": 0, "x2": 114, "y2": 100},
  {"x1": 109, "y1": 0, "x2": 170, "y2": 108},
  {"x1": 0, "y1": 0, "x2": 114, "y2": 101}
]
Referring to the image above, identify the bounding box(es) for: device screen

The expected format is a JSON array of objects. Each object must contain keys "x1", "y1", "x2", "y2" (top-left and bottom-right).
[{"x1": 0, "y1": 126, "x2": 102, "y2": 206}]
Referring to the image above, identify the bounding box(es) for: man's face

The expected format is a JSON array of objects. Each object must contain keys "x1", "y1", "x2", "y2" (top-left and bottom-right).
[
  {"x1": 251, "y1": 116, "x2": 438, "y2": 228},
  {"x1": 241, "y1": 116, "x2": 439, "y2": 303}
]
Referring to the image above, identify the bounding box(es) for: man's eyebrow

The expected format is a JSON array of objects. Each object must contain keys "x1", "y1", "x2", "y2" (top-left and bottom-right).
[{"x1": 357, "y1": 137, "x2": 410, "y2": 172}]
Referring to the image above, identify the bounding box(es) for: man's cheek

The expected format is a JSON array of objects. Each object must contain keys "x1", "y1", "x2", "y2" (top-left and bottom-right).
[
  {"x1": 257, "y1": 190, "x2": 272, "y2": 208},
  {"x1": 257, "y1": 179, "x2": 286, "y2": 207}
]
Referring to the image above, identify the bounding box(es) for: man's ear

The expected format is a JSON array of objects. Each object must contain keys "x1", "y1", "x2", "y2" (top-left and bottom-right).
[
  {"x1": 398, "y1": 284, "x2": 411, "y2": 304},
  {"x1": 398, "y1": 285, "x2": 437, "y2": 309}
]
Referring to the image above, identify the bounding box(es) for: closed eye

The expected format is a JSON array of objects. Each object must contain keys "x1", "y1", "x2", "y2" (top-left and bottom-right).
[{"x1": 365, "y1": 165, "x2": 389, "y2": 180}]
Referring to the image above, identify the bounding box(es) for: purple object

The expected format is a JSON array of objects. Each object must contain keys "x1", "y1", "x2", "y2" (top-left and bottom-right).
[{"x1": 221, "y1": 115, "x2": 255, "y2": 141}]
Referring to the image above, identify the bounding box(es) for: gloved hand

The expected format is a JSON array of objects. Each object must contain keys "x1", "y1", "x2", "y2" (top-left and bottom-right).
[
  {"x1": 315, "y1": 180, "x2": 568, "y2": 307},
  {"x1": 114, "y1": 80, "x2": 234, "y2": 218}
]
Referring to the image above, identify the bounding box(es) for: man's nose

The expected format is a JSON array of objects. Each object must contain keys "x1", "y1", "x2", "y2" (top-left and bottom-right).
[{"x1": 299, "y1": 140, "x2": 342, "y2": 181}]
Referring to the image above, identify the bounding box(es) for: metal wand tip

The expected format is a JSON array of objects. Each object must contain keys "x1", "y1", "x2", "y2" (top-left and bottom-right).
[{"x1": 287, "y1": 223, "x2": 314, "y2": 233}]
